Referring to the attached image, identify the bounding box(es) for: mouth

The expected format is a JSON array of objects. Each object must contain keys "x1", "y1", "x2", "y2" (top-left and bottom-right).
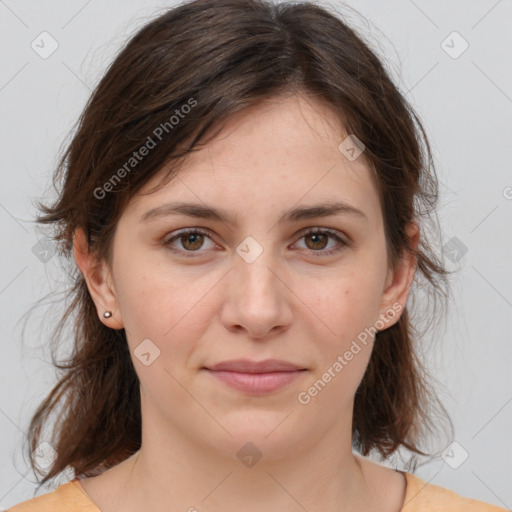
[
  {"x1": 203, "y1": 369, "x2": 307, "y2": 395},
  {"x1": 202, "y1": 359, "x2": 308, "y2": 395}
]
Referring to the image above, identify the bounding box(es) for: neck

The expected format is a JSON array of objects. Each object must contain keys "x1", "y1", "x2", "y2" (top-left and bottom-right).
[{"x1": 113, "y1": 411, "x2": 381, "y2": 512}]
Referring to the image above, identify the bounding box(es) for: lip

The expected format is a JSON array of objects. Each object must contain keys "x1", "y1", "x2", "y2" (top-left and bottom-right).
[
  {"x1": 206, "y1": 358, "x2": 305, "y2": 373},
  {"x1": 203, "y1": 359, "x2": 307, "y2": 395}
]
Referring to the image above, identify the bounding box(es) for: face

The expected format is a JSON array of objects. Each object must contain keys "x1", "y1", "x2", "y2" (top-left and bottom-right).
[{"x1": 76, "y1": 92, "x2": 417, "y2": 461}]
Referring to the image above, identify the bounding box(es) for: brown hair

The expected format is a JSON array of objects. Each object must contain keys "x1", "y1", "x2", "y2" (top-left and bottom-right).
[{"x1": 23, "y1": 0, "x2": 454, "y2": 492}]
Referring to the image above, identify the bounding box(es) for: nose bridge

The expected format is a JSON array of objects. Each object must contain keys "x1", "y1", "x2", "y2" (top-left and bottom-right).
[
  {"x1": 220, "y1": 233, "x2": 292, "y2": 337},
  {"x1": 234, "y1": 234, "x2": 280, "y2": 298}
]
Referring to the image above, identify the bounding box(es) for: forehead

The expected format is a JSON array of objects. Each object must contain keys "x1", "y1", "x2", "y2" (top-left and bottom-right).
[{"x1": 124, "y1": 93, "x2": 382, "y2": 230}]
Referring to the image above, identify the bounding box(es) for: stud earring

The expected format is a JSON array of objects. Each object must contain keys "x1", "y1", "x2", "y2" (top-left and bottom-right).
[{"x1": 103, "y1": 311, "x2": 112, "y2": 318}]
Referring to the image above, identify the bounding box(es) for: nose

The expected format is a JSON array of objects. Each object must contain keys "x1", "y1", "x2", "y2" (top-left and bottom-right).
[{"x1": 219, "y1": 244, "x2": 293, "y2": 340}]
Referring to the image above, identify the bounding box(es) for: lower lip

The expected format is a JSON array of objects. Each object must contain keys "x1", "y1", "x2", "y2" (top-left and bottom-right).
[{"x1": 204, "y1": 369, "x2": 306, "y2": 395}]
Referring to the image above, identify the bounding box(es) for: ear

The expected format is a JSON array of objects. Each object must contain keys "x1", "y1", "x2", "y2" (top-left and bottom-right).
[
  {"x1": 73, "y1": 227, "x2": 124, "y2": 330},
  {"x1": 376, "y1": 220, "x2": 419, "y2": 331}
]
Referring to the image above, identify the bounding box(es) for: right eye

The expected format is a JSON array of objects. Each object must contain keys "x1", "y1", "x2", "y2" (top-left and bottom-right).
[{"x1": 163, "y1": 228, "x2": 218, "y2": 257}]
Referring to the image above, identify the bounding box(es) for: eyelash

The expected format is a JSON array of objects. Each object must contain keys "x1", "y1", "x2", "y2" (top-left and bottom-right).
[{"x1": 163, "y1": 227, "x2": 348, "y2": 258}]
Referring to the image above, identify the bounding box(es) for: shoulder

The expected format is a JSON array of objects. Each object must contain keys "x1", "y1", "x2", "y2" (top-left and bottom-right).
[
  {"x1": 402, "y1": 472, "x2": 509, "y2": 511},
  {"x1": 8, "y1": 479, "x2": 100, "y2": 512}
]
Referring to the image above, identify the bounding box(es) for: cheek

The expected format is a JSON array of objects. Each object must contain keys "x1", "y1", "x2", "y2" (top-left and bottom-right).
[
  {"x1": 304, "y1": 269, "x2": 384, "y2": 341},
  {"x1": 295, "y1": 278, "x2": 382, "y2": 410},
  {"x1": 114, "y1": 262, "x2": 216, "y2": 359},
  {"x1": 295, "y1": 266, "x2": 385, "y2": 393}
]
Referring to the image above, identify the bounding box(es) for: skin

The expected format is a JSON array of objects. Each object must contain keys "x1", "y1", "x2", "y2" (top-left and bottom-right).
[{"x1": 74, "y1": 91, "x2": 419, "y2": 512}]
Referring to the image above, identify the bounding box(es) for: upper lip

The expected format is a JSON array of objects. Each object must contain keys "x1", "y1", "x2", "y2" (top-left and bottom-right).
[{"x1": 205, "y1": 359, "x2": 306, "y2": 373}]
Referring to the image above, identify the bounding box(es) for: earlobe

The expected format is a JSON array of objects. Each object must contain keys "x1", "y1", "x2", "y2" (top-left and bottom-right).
[
  {"x1": 377, "y1": 221, "x2": 419, "y2": 331},
  {"x1": 73, "y1": 227, "x2": 124, "y2": 329}
]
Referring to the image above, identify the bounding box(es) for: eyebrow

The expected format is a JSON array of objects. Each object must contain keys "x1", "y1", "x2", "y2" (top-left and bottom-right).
[{"x1": 140, "y1": 200, "x2": 368, "y2": 225}]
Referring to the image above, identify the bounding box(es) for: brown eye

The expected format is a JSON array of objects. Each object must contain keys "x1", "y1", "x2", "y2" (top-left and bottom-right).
[
  {"x1": 164, "y1": 229, "x2": 216, "y2": 257},
  {"x1": 163, "y1": 227, "x2": 348, "y2": 259},
  {"x1": 304, "y1": 232, "x2": 330, "y2": 251},
  {"x1": 295, "y1": 228, "x2": 347, "y2": 256},
  {"x1": 180, "y1": 232, "x2": 205, "y2": 251}
]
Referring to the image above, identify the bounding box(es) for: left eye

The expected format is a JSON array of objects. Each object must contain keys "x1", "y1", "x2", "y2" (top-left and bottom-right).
[
  {"x1": 295, "y1": 228, "x2": 346, "y2": 254},
  {"x1": 163, "y1": 228, "x2": 347, "y2": 257}
]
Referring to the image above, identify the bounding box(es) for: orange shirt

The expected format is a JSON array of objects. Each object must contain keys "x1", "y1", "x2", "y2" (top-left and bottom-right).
[{"x1": 8, "y1": 471, "x2": 509, "y2": 511}]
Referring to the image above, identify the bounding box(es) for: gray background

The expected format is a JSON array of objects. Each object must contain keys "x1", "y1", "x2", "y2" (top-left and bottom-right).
[{"x1": 1, "y1": 0, "x2": 511, "y2": 509}]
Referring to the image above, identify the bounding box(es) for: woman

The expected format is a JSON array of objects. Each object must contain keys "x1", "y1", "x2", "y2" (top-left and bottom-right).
[{"x1": 9, "y1": 0, "x2": 507, "y2": 510}]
